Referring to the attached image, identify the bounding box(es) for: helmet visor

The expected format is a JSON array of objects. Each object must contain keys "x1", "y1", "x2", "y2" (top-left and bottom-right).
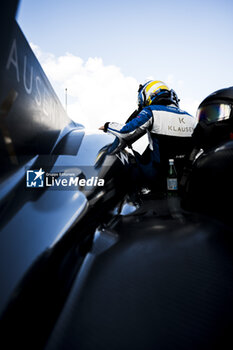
[{"x1": 197, "y1": 103, "x2": 231, "y2": 123}]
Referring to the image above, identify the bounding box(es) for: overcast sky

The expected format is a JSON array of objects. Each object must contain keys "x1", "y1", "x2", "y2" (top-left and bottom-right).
[{"x1": 17, "y1": 0, "x2": 233, "y2": 129}]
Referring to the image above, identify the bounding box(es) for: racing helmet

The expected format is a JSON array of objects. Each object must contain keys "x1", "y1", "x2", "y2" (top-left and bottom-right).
[
  {"x1": 137, "y1": 80, "x2": 180, "y2": 109},
  {"x1": 196, "y1": 87, "x2": 233, "y2": 124}
]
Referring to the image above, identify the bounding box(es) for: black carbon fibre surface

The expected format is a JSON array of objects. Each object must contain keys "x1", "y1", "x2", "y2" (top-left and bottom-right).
[{"x1": 45, "y1": 199, "x2": 233, "y2": 350}]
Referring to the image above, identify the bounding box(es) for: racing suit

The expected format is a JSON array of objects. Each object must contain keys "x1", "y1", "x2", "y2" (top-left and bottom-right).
[{"x1": 105, "y1": 103, "x2": 196, "y2": 191}]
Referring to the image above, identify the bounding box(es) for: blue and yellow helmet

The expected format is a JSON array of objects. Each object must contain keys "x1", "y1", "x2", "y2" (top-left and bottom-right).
[{"x1": 137, "y1": 80, "x2": 179, "y2": 109}]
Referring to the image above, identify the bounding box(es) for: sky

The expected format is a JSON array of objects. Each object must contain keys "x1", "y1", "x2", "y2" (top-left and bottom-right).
[{"x1": 17, "y1": 0, "x2": 233, "y2": 129}]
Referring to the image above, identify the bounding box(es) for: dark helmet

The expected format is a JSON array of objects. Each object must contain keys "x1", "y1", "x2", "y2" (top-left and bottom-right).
[
  {"x1": 182, "y1": 87, "x2": 233, "y2": 223},
  {"x1": 137, "y1": 80, "x2": 180, "y2": 109},
  {"x1": 196, "y1": 86, "x2": 233, "y2": 124},
  {"x1": 192, "y1": 86, "x2": 233, "y2": 150}
]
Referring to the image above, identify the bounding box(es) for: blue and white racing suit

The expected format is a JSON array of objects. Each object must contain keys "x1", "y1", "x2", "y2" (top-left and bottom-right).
[{"x1": 106, "y1": 104, "x2": 196, "y2": 190}]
